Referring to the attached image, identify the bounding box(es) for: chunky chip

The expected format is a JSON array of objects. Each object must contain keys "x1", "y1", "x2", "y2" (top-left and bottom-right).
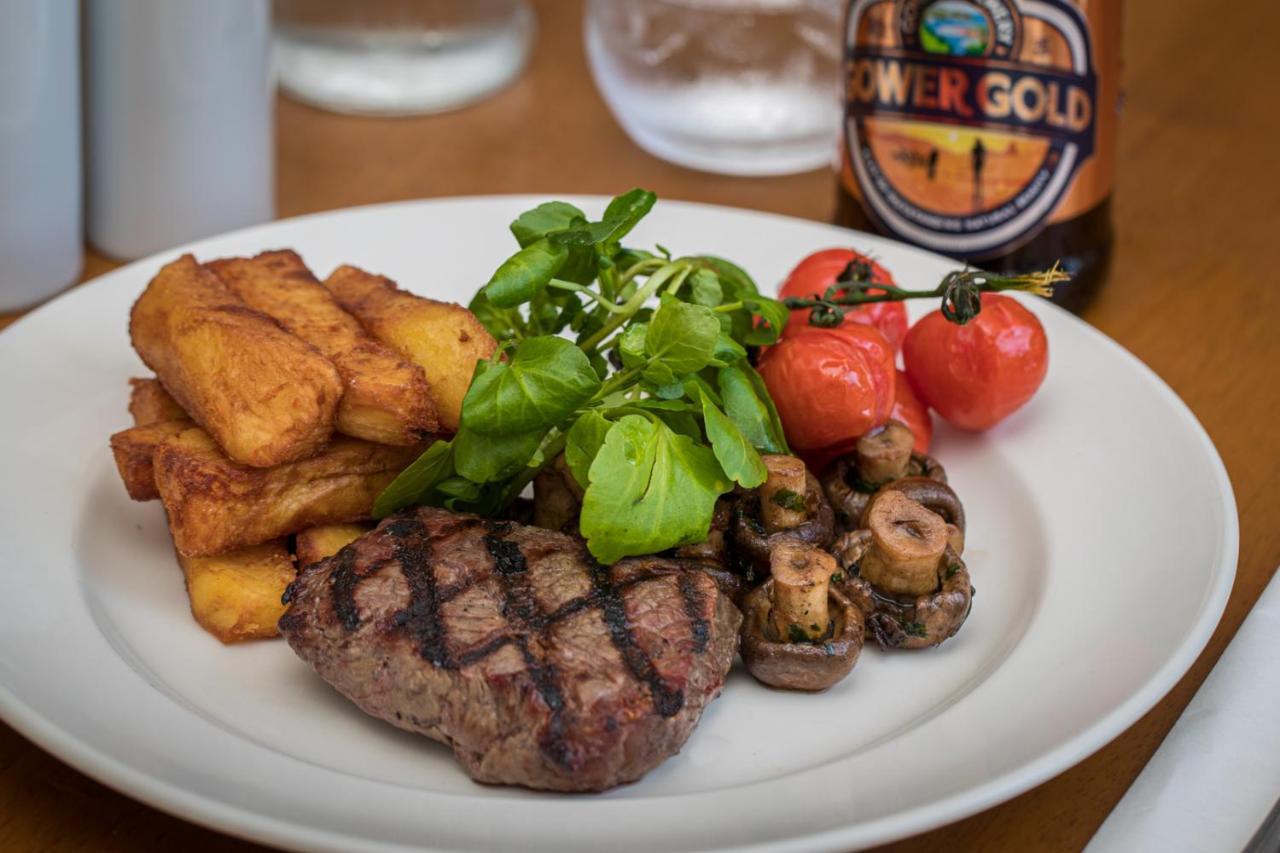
[
  {"x1": 128, "y1": 377, "x2": 188, "y2": 425},
  {"x1": 324, "y1": 265, "x2": 496, "y2": 432},
  {"x1": 130, "y1": 254, "x2": 343, "y2": 467},
  {"x1": 109, "y1": 419, "x2": 195, "y2": 501},
  {"x1": 294, "y1": 523, "x2": 373, "y2": 569},
  {"x1": 176, "y1": 540, "x2": 296, "y2": 643},
  {"x1": 154, "y1": 427, "x2": 425, "y2": 556},
  {"x1": 207, "y1": 251, "x2": 438, "y2": 445}
]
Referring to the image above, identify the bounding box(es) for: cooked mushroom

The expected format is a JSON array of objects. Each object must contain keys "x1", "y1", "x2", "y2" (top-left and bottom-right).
[
  {"x1": 854, "y1": 420, "x2": 914, "y2": 485},
  {"x1": 670, "y1": 500, "x2": 745, "y2": 603},
  {"x1": 821, "y1": 420, "x2": 948, "y2": 531},
  {"x1": 868, "y1": 477, "x2": 966, "y2": 553},
  {"x1": 673, "y1": 499, "x2": 732, "y2": 565},
  {"x1": 759, "y1": 454, "x2": 809, "y2": 531},
  {"x1": 860, "y1": 490, "x2": 948, "y2": 595},
  {"x1": 731, "y1": 462, "x2": 835, "y2": 577},
  {"x1": 532, "y1": 455, "x2": 583, "y2": 532},
  {"x1": 740, "y1": 540, "x2": 864, "y2": 691},
  {"x1": 831, "y1": 491, "x2": 973, "y2": 650}
]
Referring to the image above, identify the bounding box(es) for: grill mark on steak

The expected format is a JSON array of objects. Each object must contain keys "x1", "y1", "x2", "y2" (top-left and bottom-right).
[
  {"x1": 482, "y1": 526, "x2": 572, "y2": 767},
  {"x1": 678, "y1": 573, "x2": 711, "y2": 654},
  {"x1": 452, "y1": 633, "x2": 513, "y2": 667},
  {"x1": 328, "y1": 548, "x2": 366, "y2": 631},
  {"x1": 386, "y1": 515, "x2": 453, "y2": 668},
  {"x1": 585, "y1": 550, "x2": 685, "y2": 719}
]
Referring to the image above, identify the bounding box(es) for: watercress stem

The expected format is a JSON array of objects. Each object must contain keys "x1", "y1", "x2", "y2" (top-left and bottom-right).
[
  {"x1": 548, "y1": 279, "x2": 629, "y2": 313},
  {"x1": 578, "y1": 261, "x2": 691, "y2": 353}
]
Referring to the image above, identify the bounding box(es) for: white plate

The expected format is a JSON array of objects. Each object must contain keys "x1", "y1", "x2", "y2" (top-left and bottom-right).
[{"x1": 0, "y1": 197, "x2": 1236, "y2": 852}]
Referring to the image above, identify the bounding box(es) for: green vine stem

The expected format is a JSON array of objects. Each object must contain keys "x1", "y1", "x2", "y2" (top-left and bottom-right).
[{"x1": 783, "y1": 260, "x2": 1070, "y2": 326}]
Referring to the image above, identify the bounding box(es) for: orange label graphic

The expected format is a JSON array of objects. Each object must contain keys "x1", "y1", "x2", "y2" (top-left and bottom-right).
[{"x1": 842, "y1": 0, "x2": 1117, "y2": 258}]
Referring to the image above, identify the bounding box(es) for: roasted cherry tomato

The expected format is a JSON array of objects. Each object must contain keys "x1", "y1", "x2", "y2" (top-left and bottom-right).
[
  {"x1": 794, "y1": 370, "x2": 930, "y2": 473},
  {"x1": 890, "y1": 370, "x2": 932, "y2": 453},
  {"x1": 758, "y1": 324, "x2": 895, "y2": 451},
  {"x1": 903, "y1": 293, "x2": 1048, "y2": 431},
  {"x1": 779, "y1": 248, "x2": 909, "y2": 352}
]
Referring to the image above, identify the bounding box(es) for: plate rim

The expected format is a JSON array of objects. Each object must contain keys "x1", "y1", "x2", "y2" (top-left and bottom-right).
[{"x1": 0, "y1": 194, "x2": 1239, "y2": 852}]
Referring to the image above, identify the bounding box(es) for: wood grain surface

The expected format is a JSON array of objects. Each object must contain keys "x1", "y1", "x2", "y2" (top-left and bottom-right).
[{"x1": 2, "y1": 0, "x2": 1278, "y2": 850}]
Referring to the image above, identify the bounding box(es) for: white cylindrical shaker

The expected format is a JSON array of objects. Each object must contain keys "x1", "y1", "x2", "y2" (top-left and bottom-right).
[
  {"x1": 0, "y1": 0, "x2": 82, "y2": 312},
  {"x1": 85, "y1": 0, "x2": 275, "y2": 260}
]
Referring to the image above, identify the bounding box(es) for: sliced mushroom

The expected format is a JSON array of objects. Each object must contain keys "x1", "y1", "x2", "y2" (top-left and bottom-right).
[
  {"x1": 731, "y1": 468, "x2": 835, "y2": 577},
  {"x1": 831, "y1": 494, "x2": 973, "y2": 650},
  {"x1": 740, "y1": 541, "x2": 864, "y2": 691}
]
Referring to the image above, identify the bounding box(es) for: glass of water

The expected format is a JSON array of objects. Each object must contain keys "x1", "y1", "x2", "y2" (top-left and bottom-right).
[
  {"x1": 274, "y1": 0, "x2": 535, "y2": 116},
  {"x1": 585, "y1": 0, "x2": 844, "y2": 176}
]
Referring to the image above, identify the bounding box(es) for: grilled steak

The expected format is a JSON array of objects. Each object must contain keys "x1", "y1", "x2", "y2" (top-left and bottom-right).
[{"x1": 279, "y1": 507, "x2": 742, "y2": 792}]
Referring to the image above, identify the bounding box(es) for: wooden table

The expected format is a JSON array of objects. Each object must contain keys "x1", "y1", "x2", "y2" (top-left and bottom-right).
[{"x1": 2, "y1": 0, "x2": 1277, "y2": 849}]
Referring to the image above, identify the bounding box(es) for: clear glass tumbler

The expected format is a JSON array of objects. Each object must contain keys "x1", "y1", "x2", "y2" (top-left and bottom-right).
[
  {"x1": 585, "y1": 0, "x2": 844, "y2": 176},
  {"x1": 274, "y1": 0, "x2": 535, "y2": 116}
]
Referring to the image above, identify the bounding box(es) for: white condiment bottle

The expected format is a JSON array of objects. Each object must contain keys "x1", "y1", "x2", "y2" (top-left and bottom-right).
[
  {"x1": 0, "y1": 0, "x2": 82, "y2": 312},
  {"x1": 84, "y1": 0, "x2": 275, "y2": 260}
]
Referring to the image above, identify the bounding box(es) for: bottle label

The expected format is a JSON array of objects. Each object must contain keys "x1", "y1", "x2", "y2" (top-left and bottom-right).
[{"x1": 841, "y1": 0, "x2": 1116, "y2": 258}]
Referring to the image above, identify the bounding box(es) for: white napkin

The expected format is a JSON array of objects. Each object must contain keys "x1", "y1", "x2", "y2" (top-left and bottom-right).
[{"x1": 1088, "y1": 568, "x2": 1280, "y2": 853}]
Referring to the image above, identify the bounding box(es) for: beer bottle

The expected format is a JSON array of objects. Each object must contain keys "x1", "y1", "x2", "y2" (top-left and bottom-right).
[{"x1": 836, "y1": 0, "x2": 1121, "y2": 313}]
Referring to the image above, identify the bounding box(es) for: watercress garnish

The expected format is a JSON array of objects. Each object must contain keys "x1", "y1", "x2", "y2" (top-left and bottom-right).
[{"x1": 375, "y1": 189, "x2": 790, "y2": 562}]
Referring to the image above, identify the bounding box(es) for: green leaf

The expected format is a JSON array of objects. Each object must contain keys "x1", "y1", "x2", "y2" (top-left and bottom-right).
[
  {"x1": 684, "y1": 374, "x2": 722, "y2": 406},
  {"x1": 615, "y1": 247, "x2": 656, "y2": 269},
  {"x1": 483, "y1": 239, "x2": 568, "y2": 309},
  {"x1": 693, "y1": 256, "x2": 759, "y2": 297},
  {"x1": 432, "y1": 477, "x2": 505, "y2": 515},
  {"x1": 564, "y1": 410, "x2": 612, "y2": 489},
  {"x1": 709, "y1": 333, "x2": 747, "y2": 367},
  {"x1": 467, "y1": 290, "x2": 519, "y2": 342},
  {"x1": 461, "y1": 337, "x2": 601, "y2": 434},
  {"x1": 656, "y1": 410, "x2": 702, "y2": 441},
  {"x1": 617, "y1": 322, "x2": 648, "y2": 369},
  {"x1": 598, "y1": 188, "x2": 657, "y2": 245},
  {"x1": 718, "y1": 364, "x2": 788, "y2": 454},
  {"x1": 740, "y1": 361, "x2": 789, "y2": 453},
  {"x1": 372, "y1": 441, "x2": 454, "y2": 518},
  {"x1": 580, "y1": 415, "x2": 730, "y2": 563},
  {"x1": 641, "y1": 362, "x2": 677, "y2": 388},
  {"x1": 509, "y1": 201, "x2": 586, "y2": 247},
  {"x1": 643, "y1": 298, "x2": 720, "y2": 382},
  {"x1": 688, "y1": 268, "x2": 723, "y2": 307},
  {"x1": 453, "y1": 426, "x2": 545, "y2": 483},
  {"x1": 653, "y1": 379, "x2": 685, "y2": 399},
  {"x1": 700, "y1": 393, "x2": 767, "y2": 488},
  {"x1": 743, "y1": 296, "x2": 789, "y2": 345},
  {"x1": 433, "y1": 476, "x2": 483, "y2": 504},
  {"x1": 629, "y1": 397, "x2": 697, "y2": 413}
]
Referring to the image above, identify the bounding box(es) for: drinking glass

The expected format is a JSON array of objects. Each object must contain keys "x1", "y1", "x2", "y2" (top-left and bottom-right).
[
  {"x1": 274, "y1": 0, "x2": 535, "y2": 116},
  {"x1": 585, "y1": 0, "x2": 844, "y2": 176}
]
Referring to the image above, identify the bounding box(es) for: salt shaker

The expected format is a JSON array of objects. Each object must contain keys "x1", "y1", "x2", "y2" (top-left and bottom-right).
[
  {"x1": 85, "y1": 0, "x2": 275, "y2": 260},
  {"x1": 0, "y1": 0, "x2": 82, "y2": 312}
]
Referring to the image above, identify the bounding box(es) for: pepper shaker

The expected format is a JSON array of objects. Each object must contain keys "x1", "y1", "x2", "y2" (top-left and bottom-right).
[
  {"x1": 0, "y1": 0, "x2": 82, "y2": 312},
  {"x1": 85, "y1": 0, "x2": 275, "y2": 260}
]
